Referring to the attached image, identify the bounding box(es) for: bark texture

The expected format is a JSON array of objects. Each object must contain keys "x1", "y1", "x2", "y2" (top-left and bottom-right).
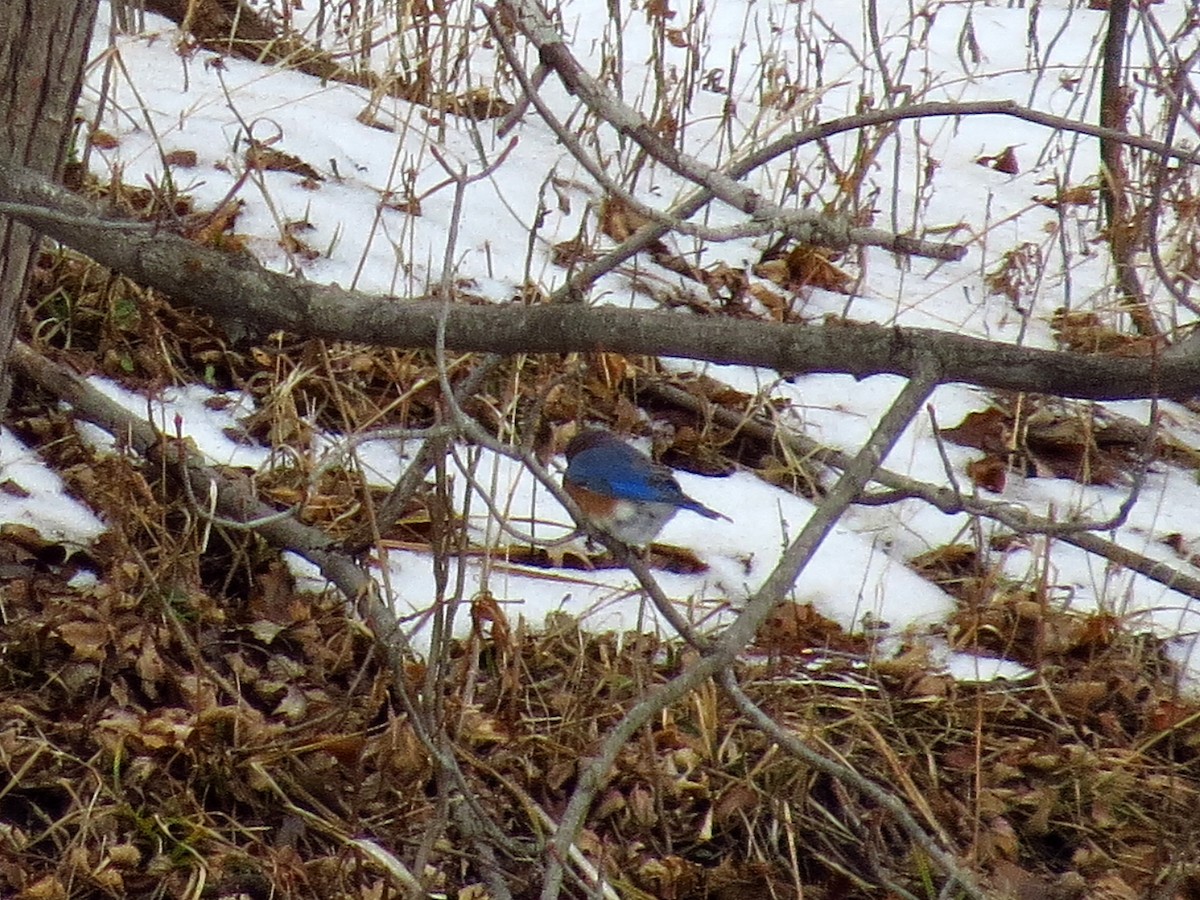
[
  {"x1": 0, "y1": 0, "x2": 100, "y2": 412},
  {"x1": 2, "y1": 156, "x2": 1198, "y2": 403}
]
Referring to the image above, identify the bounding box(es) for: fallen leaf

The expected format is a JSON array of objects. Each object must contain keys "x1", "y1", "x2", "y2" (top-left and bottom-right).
[{"x1": 57, "y1": 620, "x2": 110, "y2": 661}]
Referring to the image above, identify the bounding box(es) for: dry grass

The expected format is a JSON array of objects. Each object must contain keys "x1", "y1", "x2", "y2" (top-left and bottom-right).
[
  {"x1": 7, "y1": 1, "x2": 1200, "y2": 896},
  {"x1": 6, "y1": 241, "x2": 1200, "y2": 898},
  {"x1": 1, "y1": 522, "x2": 1197, "y2": 898}
]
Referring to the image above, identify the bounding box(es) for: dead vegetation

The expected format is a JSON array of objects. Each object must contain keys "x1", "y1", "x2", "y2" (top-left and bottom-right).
[
  {"x1": 136, "y1": 0, "x2": 514, "y2": 120},
  {"x1": 5, "y1": 0, "x2": 1200, "y2": 897},
  {"x1": 2, "y1": 486, "x2": 1198, "y2": 898},
  {"x1": 6, "y1": 228, "x2": 1200, "y2": 897}
]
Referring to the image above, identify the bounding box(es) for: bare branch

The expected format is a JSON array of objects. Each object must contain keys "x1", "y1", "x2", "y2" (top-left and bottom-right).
[
  {"x1": 540, "y1": 360, "x2": 941, "y2": 899},
  {"x1": 739, "y1": 99, "x2": 1200, "y2": 179},
  {"x1": 481, "y1": 3, "x2": 792, "y2": 246},
  {"x1": 497, "y1": 0, "x2": 965, "y2": 261},
  {"x1": 642, "y1": 380, "x2": 1200, "y2": 602},
  {"x1": 3, "y1": 159, "x2": 1200, "y2": 401}
]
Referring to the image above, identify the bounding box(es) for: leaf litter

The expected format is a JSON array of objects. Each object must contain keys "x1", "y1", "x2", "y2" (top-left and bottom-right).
[
  {"x1": 8, "y1": 225, "x2": 1200, "y2": 896},
  {"x1": 4, "y1": 0, "x2": 1200, "y2": 896}
]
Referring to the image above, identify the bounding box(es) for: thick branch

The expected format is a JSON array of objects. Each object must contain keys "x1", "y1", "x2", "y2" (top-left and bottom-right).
[
  {"x1": 2, "y1": 159, "x2": 1199, "y2": 400},
  {"x1": 644, "y1": 380, "x2": 1200, "y2": 602},
  {"x1": 541, "y1": 362, "x2": 941, "y2": 899}
]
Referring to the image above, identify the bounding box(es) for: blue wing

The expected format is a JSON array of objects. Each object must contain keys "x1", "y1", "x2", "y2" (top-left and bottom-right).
[{"x1": 565, "y1": 445, "x2": 687, "y2": 505}]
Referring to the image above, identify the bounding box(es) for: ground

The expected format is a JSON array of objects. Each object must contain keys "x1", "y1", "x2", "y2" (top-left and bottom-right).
[{"x1": 3, "y1": 0, "x2": 1200, "y2": 897}]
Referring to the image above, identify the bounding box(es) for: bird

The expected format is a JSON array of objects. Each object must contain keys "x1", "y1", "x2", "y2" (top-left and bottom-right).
[{"x1": 562, "y1": 428, "x2": 727, "y2": 546}]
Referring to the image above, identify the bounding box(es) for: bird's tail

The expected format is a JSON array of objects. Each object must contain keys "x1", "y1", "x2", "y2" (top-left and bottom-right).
[{"x1": 686, "y1": 499, "x2": 730, "y2": 521}]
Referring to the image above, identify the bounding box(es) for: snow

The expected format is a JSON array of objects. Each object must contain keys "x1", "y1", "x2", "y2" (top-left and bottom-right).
[
  {"x1": 0, "y1": 429, "x2": 105, "y2": 545},
  {"x1": 5, "y1": 0, "x2": 1199, "y2": 687}
]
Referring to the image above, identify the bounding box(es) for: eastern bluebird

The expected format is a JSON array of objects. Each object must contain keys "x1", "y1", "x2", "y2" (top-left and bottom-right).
[{"x1": 562, "y1": 429, "x2": 727, "y2": 545}]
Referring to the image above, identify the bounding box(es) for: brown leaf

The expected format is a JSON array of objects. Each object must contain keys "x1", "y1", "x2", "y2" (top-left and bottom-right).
[
  {"x1": 89, "y1": 129, "x2": 120, "y2": 150},
  {"x1": 442, "y1": 86, "x2": 513, "y2": 119},
  {"x1": 699, "y1": 260, "x2": 747, "y2": 299},
  {"x1": 315, "y1": 733, "x2": 367, "y2": 767},
  {"x1": 975, "y1": 145, "x2": 1020, "y2": 174},
  {"x1": 642, "y1": 0, "x2": 676, "y2": 20},
  {"x1": 550, "y1": 236, "x2": 596, "y2": 267},
  {"x1": 966, "y1": 455, "x2": 1008, "y2": 493},
  {"x1": 989, "y1": 860, "x2": 1052, "y2": 898},
  {"x1": 910, "y1": 673, "x2": 951, "y2": 697},
  {"x1": 381, "y1": 190, "x2": 421, "y2": 215},
  {"x1": 910, "y1": 543, "x2": 981, "y2": 580},
  {"x1": 57, "y1": 620, "x2": 110, "y2": 661},
  {"x1": 1150, "y1": 699, "x2": 1194, "y2": 730},
  {"x1": 599, "y1": 196, "x2": 653, "y2": 243},
  {"x1": 872, "y1": 643, "x2": 934, "y2": 680},
  {"x1": 0, "y1": 479, "x2": 31, "y2": 499},
  {"x1": 17, "y1": 874, "x2": 68, "y2": 899},
  {"x1": 940, "y1": 407, "x2": 1012, "y2": 454},
  {"x1": 593, "y1": 788, "x2": 626, "y2": 820},
  {"x1": 1025, "y1": 409, "x2": 1121, "y2": 484},
  {"x1": 712, "y1": 784, "x2": 758, "y2": 826},
  {"x1": 136, "y1": 639, "x2": 168, "y2": 694},
  {"x1": 1052, "y1": 308, "x2": 1156, "y2": 356},
  {"x1": 1057, "y1": 680, "x2": 1109, "y2": 714},
  {"x1": 459, "y1": 707, "x2": 509, "y2": 745},
  {"x1": 141, "y1": 708, "x2": 195, "y2": 750},
  {"x1": 666, "y1": 27, "x2": 688, "y2": 48},
  {"x1": 628, "y1": 783, "x2": 657, "y2": 827},
  {"x1": 751, "y1": 258, "x2": 789, "y2": 285},
  {"x1": 162, "y1": 149, "x2": 198, "y2": 167},
  {"x1": 590, "y1": 352, "x2": 638, "y2": 388},
  {"x1": 1086, "y1": 873, "x2": 1139, "y2": 900},
  {"x1": 753, "y1": 601, "x2": 853, "y2": 654},
  {"x1": 638, "y1": 855, "x2": 703, "y2": 898},
  {"x1": 470, "y1": 591, "x2": 511, "y2": 649},
  {"x1": 245, "y1": 141, "x2": 323, "y2": 180},
  {"x1": 280, "y1": 228, "x2": 319, "y2": 261},
  {"x1": 1, "y1": 522, "x2": 55, "y2": 552},
  {"x1": 1034, "y1": 183, "x2": 1096, "y2": 209},
  {"x1": 985, "y1": 242, "x2": 1041, "y2": 303},
  {"x1": 182, "y1": 198, "x2": 244, "y2": 247},
  {"x1": 645, "y1": 543, "x2": 709, "y2": 574},
  {"x1": 1074, "y1": 612, "x2": 1119, "y2": 649},
  {"x1": 747, "y1": 282, "x2": 790, "y2": 321},
  {"x1": 782, "y1": 244, "x2": 853, "y2": 293}
]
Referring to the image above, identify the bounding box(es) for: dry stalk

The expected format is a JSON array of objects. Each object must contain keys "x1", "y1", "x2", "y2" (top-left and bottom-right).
[
  {"x1": 497, "y1": 0, "x2": 967, "y2": 264},
  {"x1": 641, "y1": 379, "x2": 1200, "y2": 602},
  {"x1": 8, "y1": 337, "x2": 531, "y2": 865},
  {"x1": 539, "y1": 357, "x2": 943, "y2": 899}
]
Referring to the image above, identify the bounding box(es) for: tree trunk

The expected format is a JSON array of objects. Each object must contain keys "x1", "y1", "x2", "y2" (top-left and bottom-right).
[
  {"x1": 0, "y1": 0, "x2": 100, "y2": 414},
  {"x1": 1097, "y1": 0, "x2": 1158, "y2": 337}
]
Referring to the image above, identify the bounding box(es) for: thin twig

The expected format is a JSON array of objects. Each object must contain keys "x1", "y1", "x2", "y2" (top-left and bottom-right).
[
  {"x1": 498, "y1": 0, "x2": 966, "y2": 262},
  {"x1": 642, "y1": 379, "x2": 1200, "y2": 601},
  {"x1": 6, "y1": 159, "x2": 1200, "y2": 401},
  {"x1": 719, "y1": 671, "x2": 986, "y2": 900},
  {"x1": 539, "y1": 358, "x2": 943, "y2": 900}
]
